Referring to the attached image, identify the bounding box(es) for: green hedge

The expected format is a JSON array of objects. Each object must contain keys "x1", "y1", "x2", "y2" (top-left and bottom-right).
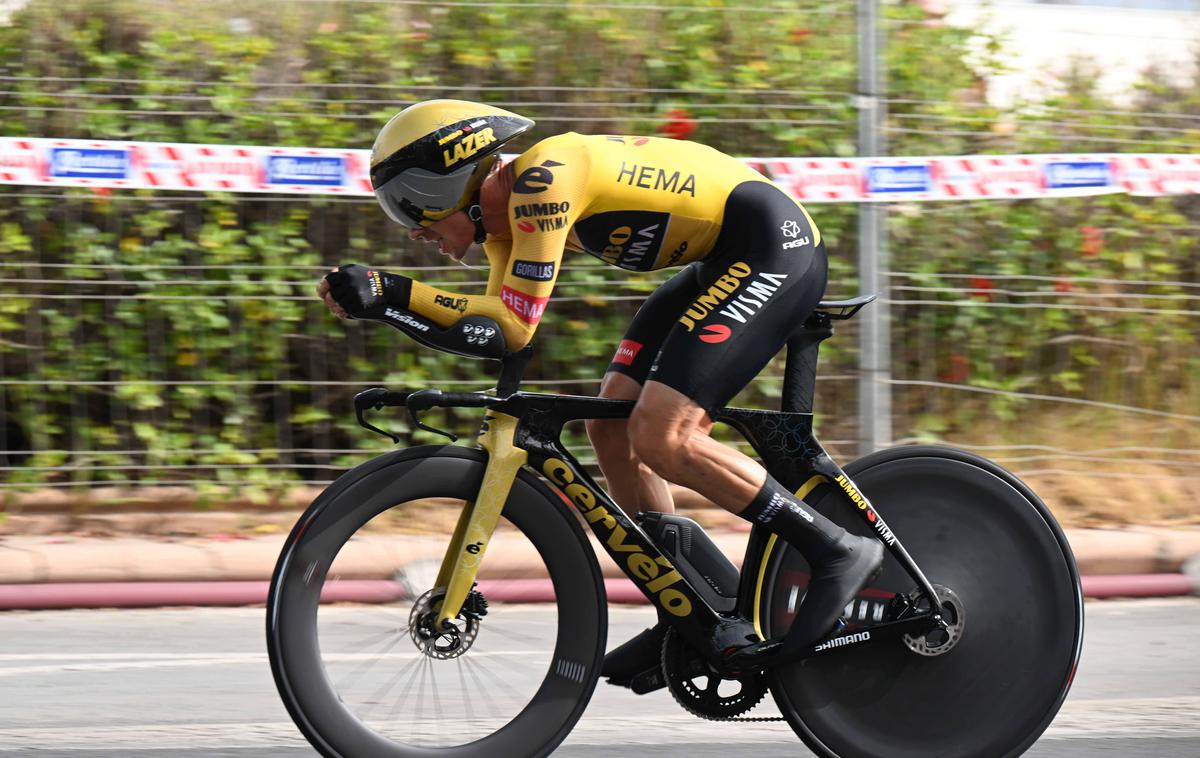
[{"x1": 0, "y1": 0, "x2": 1195, "y2": 488}]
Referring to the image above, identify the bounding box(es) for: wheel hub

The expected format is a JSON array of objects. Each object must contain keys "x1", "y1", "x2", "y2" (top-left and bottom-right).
[
  {"x1": 408, "y1": 589, "x2": 481, "y2": 660},
  {"x1": 903, "y1": 584, "x2": 965, "y2": 657}
]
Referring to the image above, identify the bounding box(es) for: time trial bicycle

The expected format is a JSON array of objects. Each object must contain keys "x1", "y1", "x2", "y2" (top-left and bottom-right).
[{"x1": 267, "y1": 294, "x2": 1084, "y2": 757}]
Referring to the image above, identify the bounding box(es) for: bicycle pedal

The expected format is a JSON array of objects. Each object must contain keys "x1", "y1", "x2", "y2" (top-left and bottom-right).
[{"x1": 629, "y1": 666, "x2": 667, "y2": 695}]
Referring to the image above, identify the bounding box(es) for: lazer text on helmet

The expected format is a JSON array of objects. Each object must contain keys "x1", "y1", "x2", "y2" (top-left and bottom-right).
[{"x1": 443, "y1": 128, "x2": 497, "y2": 168}]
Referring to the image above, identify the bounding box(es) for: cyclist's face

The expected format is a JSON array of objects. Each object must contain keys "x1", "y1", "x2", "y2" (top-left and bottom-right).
[{"x1": 409, "y1": 213, "x2": 473, "y2": 261}]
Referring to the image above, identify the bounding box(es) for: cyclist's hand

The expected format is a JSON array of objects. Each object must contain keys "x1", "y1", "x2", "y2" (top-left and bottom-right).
[
  {"x1": 320, "y1": 264, "x2": 411, "y2": 319},
  {"x1": 317, "y1": 270, "x2": 348, "y2": 319}
]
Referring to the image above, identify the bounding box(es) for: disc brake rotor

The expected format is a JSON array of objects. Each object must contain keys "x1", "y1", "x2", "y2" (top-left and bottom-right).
[
  {"x1": 408, "y1": 588, "x2": 481, "y2": 660},
  {"x1": 661, "y1": 628, "x2": 767, "y2": 721},
  {"x1": 903, "y1": 584, "x2": 966, "y2": 657}
]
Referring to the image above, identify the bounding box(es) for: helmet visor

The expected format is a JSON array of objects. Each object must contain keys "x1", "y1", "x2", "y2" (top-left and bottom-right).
[{"x1": 374, "y1": 163, "x2": 478, "y2": 228}]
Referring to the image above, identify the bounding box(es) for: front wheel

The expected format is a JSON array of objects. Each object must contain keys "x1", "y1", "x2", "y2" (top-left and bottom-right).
[
  {"x1": 267, "y1": 445, "x2": 607, "y2": 758},
  {"x1": 763, "y1": 445, "x2": 1083, "y2": 758}
]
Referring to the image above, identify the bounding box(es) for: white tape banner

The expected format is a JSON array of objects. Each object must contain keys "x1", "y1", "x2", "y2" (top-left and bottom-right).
[{"x1": 1, "y1": 137, "x2": 1197, "y2": 202}]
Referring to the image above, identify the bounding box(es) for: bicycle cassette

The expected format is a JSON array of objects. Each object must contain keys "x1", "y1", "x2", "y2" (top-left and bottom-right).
[{"x1": 661, "y1": 627, "x2": 767, "y2": 721}]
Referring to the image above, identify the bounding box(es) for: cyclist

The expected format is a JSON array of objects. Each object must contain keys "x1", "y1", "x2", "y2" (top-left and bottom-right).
[{"x1": 318, "y1": 99, "x2": 883, "y2": 689}]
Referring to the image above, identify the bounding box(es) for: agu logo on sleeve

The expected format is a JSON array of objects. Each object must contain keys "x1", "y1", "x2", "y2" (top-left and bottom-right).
[
  {"x1": 49, "y1": 148, "x2": 131, "y2": 180},
  {"x1": 266, "y1": 155, "x2": 346, "y2": 187},
  {"x1": 866, "y1": 164, "x2": 932, "y2": 194},
  {"x1": 1044, "y1": 161, "x2": 1112, "y2": 190}
]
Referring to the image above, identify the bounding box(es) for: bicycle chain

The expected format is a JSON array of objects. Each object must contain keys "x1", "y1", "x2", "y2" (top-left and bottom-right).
[
  {"x1": 666, "y1": 694, "x2": 785, "y2": 722},
  {"x1": 725, "y1": 715, "x2": 786, "y2": 722},
  {"x1": 671, "y1": 707, "x2": 785, "y2": 723}
]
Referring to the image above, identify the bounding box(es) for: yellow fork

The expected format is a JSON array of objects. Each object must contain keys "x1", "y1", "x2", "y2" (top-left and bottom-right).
[{"x1": 434, "y1": 412, "x2": 527, "y2": 628}]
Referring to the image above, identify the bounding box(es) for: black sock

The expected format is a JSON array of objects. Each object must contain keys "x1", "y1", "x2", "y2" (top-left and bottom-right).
[{"x1": 739, "y1": 475, "x2": 847, "y2": 563}]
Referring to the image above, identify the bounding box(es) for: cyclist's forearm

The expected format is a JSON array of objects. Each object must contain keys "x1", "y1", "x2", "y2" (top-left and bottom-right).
[
  {"x1": 408, "y1": 280, "x2": 537, "y2": 350},
  {"x1": 364, "y1": 306, "x2": 509, "y2": 359}
]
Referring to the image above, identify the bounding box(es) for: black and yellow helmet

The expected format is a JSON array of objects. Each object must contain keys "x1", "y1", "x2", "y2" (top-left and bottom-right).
[{"x1": 369, "y1": 99, "x2": 535, "y2": 228}]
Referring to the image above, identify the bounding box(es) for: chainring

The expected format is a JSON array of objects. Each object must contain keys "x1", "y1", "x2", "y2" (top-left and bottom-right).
[{"x1": 661, "y1": 627, "x2": 768, "y2": 721}]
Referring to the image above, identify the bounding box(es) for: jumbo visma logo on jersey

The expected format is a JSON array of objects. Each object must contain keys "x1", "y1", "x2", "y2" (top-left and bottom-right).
[{"x1": 574, "y1": 211, "x2": 670, "y2": 272}]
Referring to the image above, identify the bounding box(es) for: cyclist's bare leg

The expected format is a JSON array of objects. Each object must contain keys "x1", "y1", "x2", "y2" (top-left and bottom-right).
[
  {"x1": 627, "y1": 379, "x2": 883, "y2": 662},
  {"x1": 586, "y1": 372, "x2": 675, "y2": 514},
  {"x1": 627, "y1": 380, "x2": 766, "y2": 512}
]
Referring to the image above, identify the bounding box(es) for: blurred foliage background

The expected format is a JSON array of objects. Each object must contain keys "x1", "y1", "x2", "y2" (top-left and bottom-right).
[{"x1": 0, "y1": 0, "x2": 1196, "y2": 522}]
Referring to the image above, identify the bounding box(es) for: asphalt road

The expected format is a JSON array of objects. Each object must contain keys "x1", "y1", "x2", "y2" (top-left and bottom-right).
[{"x1": 0, "y1": 599, "x2": 1197, "y2": 757}]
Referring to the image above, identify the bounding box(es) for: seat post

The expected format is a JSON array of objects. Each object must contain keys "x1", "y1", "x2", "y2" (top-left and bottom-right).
[{"x1": 781, "y1": 311, "x2": 834, "y2": 414}]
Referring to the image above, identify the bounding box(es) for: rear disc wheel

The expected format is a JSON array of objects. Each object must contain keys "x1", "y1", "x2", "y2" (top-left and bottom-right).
[{"x1": 764, "y1": 446, "x2": 1083, "y2": 758}]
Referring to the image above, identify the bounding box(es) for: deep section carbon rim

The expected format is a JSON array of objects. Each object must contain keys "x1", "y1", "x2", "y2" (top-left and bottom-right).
[{"x1": 268, "y1": 448, "x2": 606, "y2": 758}]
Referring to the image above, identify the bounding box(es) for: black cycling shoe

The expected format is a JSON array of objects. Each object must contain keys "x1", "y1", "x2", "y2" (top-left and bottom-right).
[
  {"x1": 783, "y1": 533, "x2": 884, "y2": 653},
  {"x1": 601, "y1": 621, "x2": 668, "y2": 689}
]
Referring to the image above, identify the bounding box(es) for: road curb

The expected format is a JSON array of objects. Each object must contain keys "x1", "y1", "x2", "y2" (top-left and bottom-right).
[
  {"x1": 1079, "y1": 573, "x2": 1197, "y2": 599},
  {"x1": 2, "y1": 528, "x2": 1199, "y2": 584}
]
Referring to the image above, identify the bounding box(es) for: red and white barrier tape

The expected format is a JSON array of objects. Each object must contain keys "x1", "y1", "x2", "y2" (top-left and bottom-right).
[{"x1": 1, "y1": 137, "x2": 1197, "y2": 202}]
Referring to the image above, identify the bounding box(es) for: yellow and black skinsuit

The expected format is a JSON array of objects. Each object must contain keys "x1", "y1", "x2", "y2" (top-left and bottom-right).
[{"x1": 389, "y1": 133, "x2": 827, "y2": 413}]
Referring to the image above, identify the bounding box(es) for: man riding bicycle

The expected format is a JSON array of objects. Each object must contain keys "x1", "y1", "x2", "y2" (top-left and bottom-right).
[{"x1": 318, "y1": 99, "x2": 883, "y2": 689}]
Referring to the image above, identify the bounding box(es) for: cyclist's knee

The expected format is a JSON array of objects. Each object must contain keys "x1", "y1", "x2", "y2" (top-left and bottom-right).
[
  {"x1": 585, "y1": 416, "x2": 621, "y2": 444},
  {"x1": 587, "y1": 418, "x2": 628, "y2": 469},
  {"x1": 588, "y1": 371, "x2": 643, "y2": 452},
  {"x1": 598, "y1": 370, "x2": 643, "y2": 402},
  {"x1": 628, "y1": 411, "x2": 692, "y2": 481}
]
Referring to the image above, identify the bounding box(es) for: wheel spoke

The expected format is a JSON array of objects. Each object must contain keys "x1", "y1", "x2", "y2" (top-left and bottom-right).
[
  {"x1": 275, "y1": 469, "x2": 604, "y2": 755},
  {"x1": 335, "y1": 632, "x2": 407, "y2": 692},
  {"x1": 338, "y1": 623, "x2": 406, "y2": 650},
  {"x1": 460, "y1": 654, "x2": 504, "y2": 723},
  {"x1": 360, "y1": 651, "x2": 424, "y2": 722},
  {"x1": 427, "y1": 657, "x2": 445, "y2": 744},
  {"x1": 455, "y1": 658, "x2": 477, "y2": 726},
  {"x1": 480, "y1": 621, "x2": 543, "y2": 645},
  {"x1": 462, "y1": 653, "x2": 528, "y2": 705}
]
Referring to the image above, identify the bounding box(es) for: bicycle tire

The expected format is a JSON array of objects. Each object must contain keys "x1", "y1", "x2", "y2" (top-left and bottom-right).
[
  {"x1": 267, "y1": 445, "x2": 607, "y2": 758},
  {"x1": 764, "y1": 445, "x2": 1083, "y2": 758}
]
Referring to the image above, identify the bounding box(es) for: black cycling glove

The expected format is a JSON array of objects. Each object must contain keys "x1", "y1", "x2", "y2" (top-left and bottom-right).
[{"x1": 325, "y1": 264, "x2": 413, "y2": 316}]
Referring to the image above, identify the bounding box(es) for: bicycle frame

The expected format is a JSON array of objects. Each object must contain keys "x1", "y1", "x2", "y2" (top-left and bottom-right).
[
  {"x1": 411, "y1": 296, "x2": 946, "y2": 664},
  {"x1": 429, "y1": 389, "x2": 944, "y2": 664}
]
